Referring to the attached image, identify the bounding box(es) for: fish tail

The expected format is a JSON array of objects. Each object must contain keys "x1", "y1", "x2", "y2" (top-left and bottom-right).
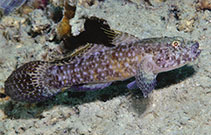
[{"x1": 4, "y1": 61, "x2": 61, "y2": 103}]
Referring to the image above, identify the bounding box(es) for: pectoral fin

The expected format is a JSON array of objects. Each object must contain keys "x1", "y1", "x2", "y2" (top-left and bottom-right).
[
  {"x1": 135, "y1": 57, "x2": 157, "y2": 97},
  {"x1": 135, "y1": 70, "x2": 157, "y2": 98}
]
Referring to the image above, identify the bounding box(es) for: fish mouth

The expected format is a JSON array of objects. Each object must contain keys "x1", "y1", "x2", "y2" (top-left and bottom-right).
[{"x1": 191, "y1": 41, "x2": 201, "y2": 60}]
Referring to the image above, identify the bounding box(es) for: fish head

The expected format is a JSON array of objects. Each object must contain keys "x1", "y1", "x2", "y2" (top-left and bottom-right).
[{"x1": 141, "y1": 36, "x2": 201, "y2": 73}]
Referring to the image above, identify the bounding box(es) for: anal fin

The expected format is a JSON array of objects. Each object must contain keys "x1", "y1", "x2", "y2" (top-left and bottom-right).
[{"x1": 71, "y1": 82, "x2": 112, "y2": 91}]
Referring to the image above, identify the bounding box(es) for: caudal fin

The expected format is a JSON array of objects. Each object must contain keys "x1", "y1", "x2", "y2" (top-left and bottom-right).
[{"x1": 4, "y1": 61, "x2": 61, "y2": 103}]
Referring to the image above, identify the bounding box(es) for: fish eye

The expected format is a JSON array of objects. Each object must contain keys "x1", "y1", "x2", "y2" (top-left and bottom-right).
[{"x1": 172, "y1": 41, "x2": 181, "y2": 47}]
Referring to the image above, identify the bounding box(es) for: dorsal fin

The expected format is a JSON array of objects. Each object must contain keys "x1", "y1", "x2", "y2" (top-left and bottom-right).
[
  {"x1": 66, "y1": 27, "x2": 141, "y2": 59},
  {"x1": 52, "y1": 26, "x2": 141, "y2": 65},
  {"x1": 51, "y1": 43, "x2": 112, "y2": 65},
  {"x1": 68, "y1": 43, "x2": 111, "y2": 58},
  {"x1": 69, "y1": 43, "x2": 93, "y2": 58},
  {"x1": 101, "y1": 27, "x2": 141, "y2": 46}
]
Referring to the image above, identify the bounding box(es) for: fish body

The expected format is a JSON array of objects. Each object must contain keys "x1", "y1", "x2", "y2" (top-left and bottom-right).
[{"x1": 4, "y1": 35, "x2": 201, "y2": 102}]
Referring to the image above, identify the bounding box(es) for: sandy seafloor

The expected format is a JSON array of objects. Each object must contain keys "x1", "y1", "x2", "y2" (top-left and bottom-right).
[{"x1": 0, "y1": 0, "x2": 210, "y2": 135}]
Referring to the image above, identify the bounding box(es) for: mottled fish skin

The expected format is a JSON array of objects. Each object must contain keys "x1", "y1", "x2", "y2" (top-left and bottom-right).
[{"x1": 4, "y1": 36, "x2": 201, "y2": 102}]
